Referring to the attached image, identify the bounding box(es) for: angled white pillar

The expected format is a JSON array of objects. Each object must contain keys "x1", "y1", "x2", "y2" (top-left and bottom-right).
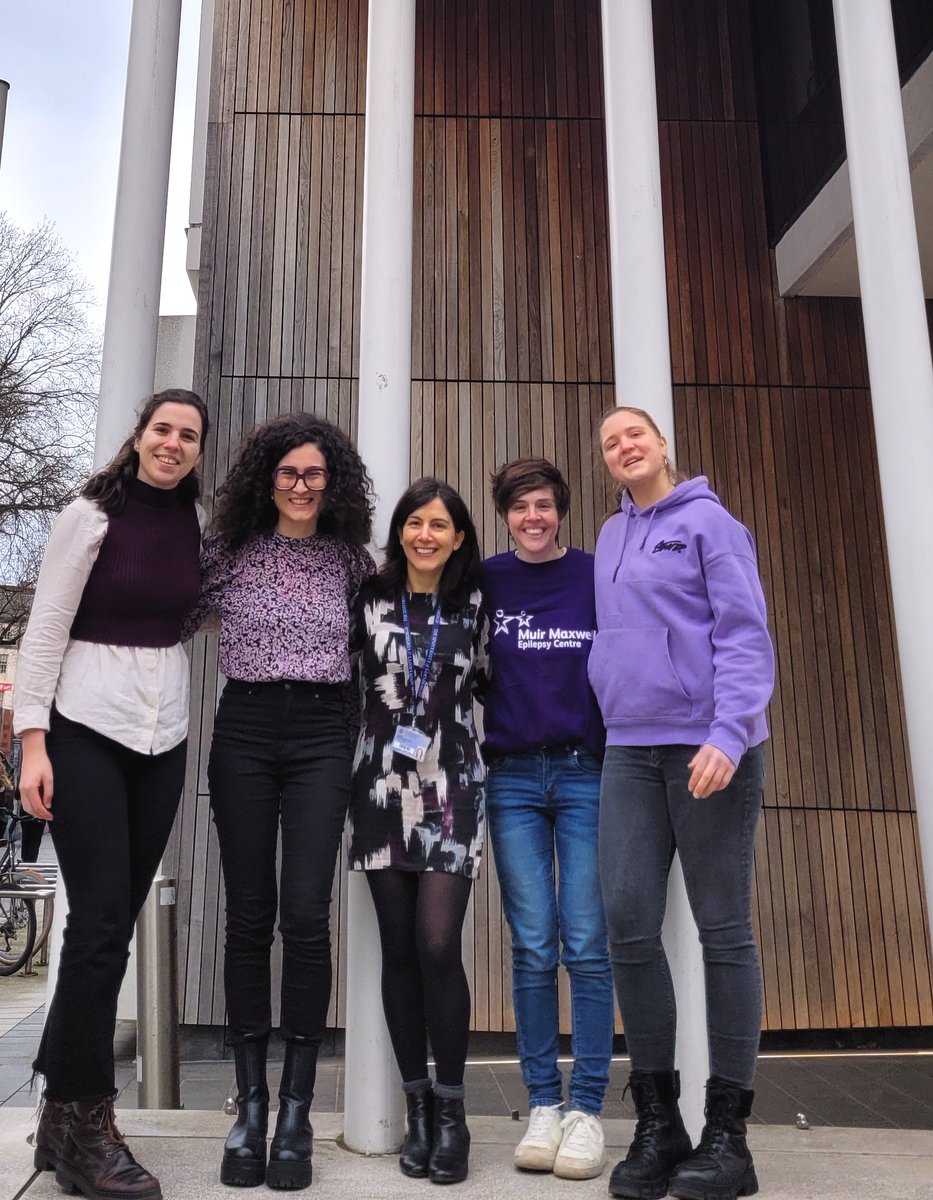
[
  {"x1": 600, "y1": 0, "x2": 707, "y2": 1139},
  {"x1": 342, "y1": 0, "x2": 416, "y2": 1155},
  {"x1": 832, "y1": 1, "x2": 933, "y2": 950},
  {"x1": 95, "y1": 0, "x2": 184, "y2": 466}
]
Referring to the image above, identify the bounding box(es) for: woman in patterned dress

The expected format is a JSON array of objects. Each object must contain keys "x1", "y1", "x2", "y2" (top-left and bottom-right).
[
  {"x1": 349, "y1": 477, "x2": 488, "y2": 1186},
  {"x1": 191, "y1": 413, "x2": 375, "y2": 1191}
]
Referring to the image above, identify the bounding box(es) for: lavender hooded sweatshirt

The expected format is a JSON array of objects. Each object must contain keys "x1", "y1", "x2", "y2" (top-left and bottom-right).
[{"x1": 588, "y1": 477, "x2": 774, "y2": 766}]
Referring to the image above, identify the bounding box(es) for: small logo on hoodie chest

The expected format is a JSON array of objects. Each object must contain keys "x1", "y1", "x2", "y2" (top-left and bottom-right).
[{"x1": 652, "y1": 539, "x2": 687, "y2": 555}]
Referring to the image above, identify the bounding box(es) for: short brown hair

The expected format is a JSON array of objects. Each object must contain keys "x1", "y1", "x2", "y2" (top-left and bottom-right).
[{"x1": 490, "y1": 457, "x2": 571, "y2": 519}]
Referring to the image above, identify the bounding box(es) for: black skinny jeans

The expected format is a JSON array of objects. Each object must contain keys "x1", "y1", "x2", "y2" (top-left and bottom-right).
[
  {"x1": 208, "y1": 680, "x2": 350, "y2": 1045},
  {"x1": 36, "y1": 710, "x2": 187, "y2": 1102}
]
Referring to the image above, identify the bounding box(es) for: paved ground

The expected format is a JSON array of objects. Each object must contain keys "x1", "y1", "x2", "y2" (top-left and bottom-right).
[
  {"x1": 2, "y1": 847, "x2": 931, "y2": 1200},
  {"x1": 1, "y1": 1107, "x2": 931, "y2": 1200}
]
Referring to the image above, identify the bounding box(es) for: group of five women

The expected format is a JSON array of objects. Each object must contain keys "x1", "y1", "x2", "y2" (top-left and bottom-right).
[{"x1": 14, "y1": 391, "x2": 773, "y2": 1200}]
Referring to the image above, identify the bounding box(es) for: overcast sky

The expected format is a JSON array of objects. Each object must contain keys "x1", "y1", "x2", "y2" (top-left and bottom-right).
[{"x1": 1, "y1": 0, "x2": 202, "y2": 325}]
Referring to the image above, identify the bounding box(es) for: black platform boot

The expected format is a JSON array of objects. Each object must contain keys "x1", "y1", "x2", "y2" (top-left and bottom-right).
[
  {"x1": 668, "y1": 1077, "x2": 758, "y2": 1200},
  {"x1": 399, "y1": 1081, "x2": 434, "y2": 1178},
  {"x1": 609, "y1": 1070, "x2": 693, "y2": 1199},
  {"x1": 266, "y1": 1040, "x2": 317, "y2": 1190},
  {"x1": 221, "y1": 1039, "x2": 269, "y2": 1187},
  {"x1": 428, "y1": 1090, "x2": 470, "y2": 1185}
]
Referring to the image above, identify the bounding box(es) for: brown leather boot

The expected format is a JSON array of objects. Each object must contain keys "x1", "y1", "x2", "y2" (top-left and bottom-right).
[
  {"x1": 34, "y1": 1098, "x2": 73, "y2": 1171},
  {"x1": 56, "y1": 1096, "x2": 162, "y2": 1200}
]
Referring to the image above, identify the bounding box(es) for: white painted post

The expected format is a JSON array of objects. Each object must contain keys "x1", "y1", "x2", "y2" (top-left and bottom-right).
[
  {"x1": 95, "y1": 0, "x2": 184, "y2": 467},
  {"x1": 831, "y1": 1, "x2": 933, "y2": 951},
  {"x1": 342, "y1": 0, "x2": 416, "y2": 1154},
  {"x1": 0, "y1": 80, "x2": 9, "y2": 174},
  {"x1": 44, "y1": 0, "x2": 184, "y2": 1033},
  {"x1": 600, "y1": 0, "x2": 707, "y2": 1139}
]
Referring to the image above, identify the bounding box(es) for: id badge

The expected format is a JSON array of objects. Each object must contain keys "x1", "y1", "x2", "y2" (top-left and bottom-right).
[{"x1": 391, "y1": 723, "x2": 431, "y2": 762}]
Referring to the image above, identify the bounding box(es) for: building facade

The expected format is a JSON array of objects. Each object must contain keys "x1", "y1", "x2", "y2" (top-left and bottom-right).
[{"x1": 166, "y1": 0, "x2": 933, "y2": 1039}]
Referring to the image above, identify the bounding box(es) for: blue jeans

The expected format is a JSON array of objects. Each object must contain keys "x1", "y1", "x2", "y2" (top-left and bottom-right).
[
  {"x1": 598, "y1": 743, "x2": 765, "y2": 1088},
  {"x1": 487, "y1": 748, "x2": 614, "y2": 1115}
]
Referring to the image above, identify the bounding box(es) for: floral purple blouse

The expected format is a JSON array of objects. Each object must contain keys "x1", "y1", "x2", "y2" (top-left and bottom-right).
[{"x1": 189, "y1": 531, "x2": 375, "y2": 682}]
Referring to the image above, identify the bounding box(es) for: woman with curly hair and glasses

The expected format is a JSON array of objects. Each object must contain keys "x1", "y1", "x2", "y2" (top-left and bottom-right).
[
  {"x1": 188, "y1": 412, "x2": 375, "y2": 1191},
  {"x1": 348, "y1": 477, "x2": 488, "y2": 1186}
]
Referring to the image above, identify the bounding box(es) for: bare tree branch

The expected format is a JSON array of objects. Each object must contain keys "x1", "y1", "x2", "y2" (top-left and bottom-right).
[{"x1": 0, "y1": 213, "x2": 98, "y2": 584}]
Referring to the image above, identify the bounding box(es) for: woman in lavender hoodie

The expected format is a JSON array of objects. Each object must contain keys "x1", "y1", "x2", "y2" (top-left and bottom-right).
[{"x1": 590, "y1": 407, "x2": 774, "y2": 1200}]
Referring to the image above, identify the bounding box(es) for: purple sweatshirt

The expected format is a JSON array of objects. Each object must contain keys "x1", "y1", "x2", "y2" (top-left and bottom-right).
[
  {"x1": 588, "y1": 477, "x2": 774, "y2": 765},
  {"x1": 481, "y1": 548, "x2": 605, "y2": 759}
]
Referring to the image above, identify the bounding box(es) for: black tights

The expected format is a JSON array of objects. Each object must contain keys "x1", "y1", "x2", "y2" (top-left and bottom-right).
[{"x1": 366, "y1": 870, "x2": 473, "y2": 1088}]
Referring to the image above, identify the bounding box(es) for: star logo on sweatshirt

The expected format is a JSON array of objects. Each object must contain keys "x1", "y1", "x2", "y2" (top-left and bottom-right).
[{"x1": 494, "y1": 609, "x2": 534, "y2": 636}]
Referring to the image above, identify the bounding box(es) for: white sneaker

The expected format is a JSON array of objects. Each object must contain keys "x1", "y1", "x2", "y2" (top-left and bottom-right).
[
  {"x1": 514, "y1": 1103, "x2": 565, "y2": 1171},
  {"x1": 553, "y1": 1110, "x2": 606, "y2": 1180}
]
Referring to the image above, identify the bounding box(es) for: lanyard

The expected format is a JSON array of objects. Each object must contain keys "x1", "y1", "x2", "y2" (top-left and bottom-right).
[{"x1": 401, "y1": 592, "x2": 442, "y2": 714}]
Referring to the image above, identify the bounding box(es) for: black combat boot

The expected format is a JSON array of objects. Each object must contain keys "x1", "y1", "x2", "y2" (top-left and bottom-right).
[
  {"x1": 56, "y1": 1095, "x2": 161, "y2": 1200},
  {"x1": 266, "y1": 1040, "x2": 316, "y2": 1190},
  {"x1": 668, "y1": 1077, "x2": 758, "y2": 1200},
  {"x1": 609, "y1": 1070, "x2": 693, "y2": 1199},
  {"x1": 399, "y1": 1081, "x2": 434, "y2": 1177},
  {"x1": 221, "y1": 1039, "x2": 269, "y2": 1187}
]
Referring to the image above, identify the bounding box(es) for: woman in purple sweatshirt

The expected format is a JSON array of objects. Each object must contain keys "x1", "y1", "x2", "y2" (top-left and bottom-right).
[
  {"x1": 590, "y1": 408, "x2": 774, "y2": 1200},
  {"x1": 481, "y1": 458, "x2": 612, "y2": 1182}
]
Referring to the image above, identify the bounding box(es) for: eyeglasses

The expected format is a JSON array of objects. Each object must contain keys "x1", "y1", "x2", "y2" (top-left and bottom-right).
[{"x1": 273, "y1": 467, "x2": 329, "y2": 492}]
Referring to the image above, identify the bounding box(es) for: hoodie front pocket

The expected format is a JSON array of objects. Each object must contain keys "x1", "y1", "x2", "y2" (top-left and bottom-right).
[{"x1": 587, "y1": 627, "x2": 693, "y2": 723}]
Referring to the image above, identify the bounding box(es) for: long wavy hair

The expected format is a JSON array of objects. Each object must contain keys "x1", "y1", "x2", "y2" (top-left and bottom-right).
[
  {"x1": 370, "y1": 477, "x2": 481, "y2": 612},
  {"x1": 212, "y1": 412, "x2": 375, "y2": 551},
  {"x1": 82, "y1": 389, "x2": 209, "y2": 515}
]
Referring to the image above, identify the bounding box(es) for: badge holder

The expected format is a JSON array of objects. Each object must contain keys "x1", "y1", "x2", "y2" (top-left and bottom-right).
[{"x1": 392, "y1": 593, "x2": 441, "y2": 763}]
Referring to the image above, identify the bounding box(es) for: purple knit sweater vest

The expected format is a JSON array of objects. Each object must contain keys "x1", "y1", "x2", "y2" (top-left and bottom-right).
[{"x1": 70, "y1": 479, "x2": 201, "y2": 649}]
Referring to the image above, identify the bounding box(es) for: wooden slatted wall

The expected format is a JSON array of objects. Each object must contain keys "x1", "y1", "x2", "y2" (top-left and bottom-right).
[
  {"x1": 182, "y1": 0, "x2": 932, "y2": 1036},
  {"x1": 652, "y1": 0, "x2": 933, "y2": 1029},
  {"x1": 175, "y1": 0, "x2": 369, "y2": 1028},
  {"x1": 414, "y1": 0, "x2": 933, "y2": 1032},
  {"x1": 411, "y1": 0, "x2": 616, "y2": 1033}
]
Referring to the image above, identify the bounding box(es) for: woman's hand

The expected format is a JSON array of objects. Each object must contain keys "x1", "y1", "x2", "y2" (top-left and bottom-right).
[
  {"x1": 687, "y1": 744, "x2": 736, "y2": 799},
  {"x1": 18, "y1": 730, "x2": 54, "y2": 820}
]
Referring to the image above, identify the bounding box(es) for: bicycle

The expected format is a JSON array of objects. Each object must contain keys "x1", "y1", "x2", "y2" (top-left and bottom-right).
[{"x1": 0, "y1": 804, "x2": 47, "y2": 976}]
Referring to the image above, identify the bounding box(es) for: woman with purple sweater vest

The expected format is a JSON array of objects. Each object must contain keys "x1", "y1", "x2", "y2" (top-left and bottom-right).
[
  {"x1": 591, "y1": 407, "x2": 774, "y2": 1200},
  {"x1": 481, "y1": 458, "x2": 613, "y2": 1183},
  {"x1": 15, "y1": 389, "x2": 210, "y2": 1200},
  {"x1": 190, "y1": 413, "x2": 374, "y2": 1191}
]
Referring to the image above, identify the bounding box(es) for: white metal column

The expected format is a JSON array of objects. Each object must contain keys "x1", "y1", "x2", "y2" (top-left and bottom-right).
[
  {"x1": 600, "y1": 0, "x2": 707, "y2": 1139},
  {"x1": 831, "y1": 1, "x2": 933, "y2": 950},
  {"x1": 342, "y1": 0, "x2": 416, "y2": 1154},
  {"x1": 95, "y1": 0, "x2": 184, "y2": 466}
]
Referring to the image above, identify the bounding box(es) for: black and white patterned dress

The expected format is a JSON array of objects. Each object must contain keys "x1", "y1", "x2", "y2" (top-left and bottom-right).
[{"x1": 349, "y1": 585, "x2": 489, "y2": 877}]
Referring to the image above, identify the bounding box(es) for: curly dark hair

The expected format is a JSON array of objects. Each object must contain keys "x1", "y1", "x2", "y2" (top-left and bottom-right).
[
  {"x1": 212, "y1": 412, "x2": 375, "y2": 550},
  {"x1": 82, "y1": 389, "x2": 209, "y2": 515},
  {"x1": 370, "y1": 477, "x2": 481, "y2": 612}
]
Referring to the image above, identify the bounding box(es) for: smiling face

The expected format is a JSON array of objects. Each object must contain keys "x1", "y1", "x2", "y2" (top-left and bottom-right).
[
  {"x1": 599, "y1": 409, "x2": 673, "y2": 507},
  {"x1": 134, "y1": 401, "x2": 203, "y2": 489},
  {"x1": 505, "y1": 486, "x2": 563, "y2": 563},
  {"x1": 272, "y1": 441, "x2": 328, "y2": 538},
  {"x1": 400, "y1": 496, "x2": 465, "y2": 592}
]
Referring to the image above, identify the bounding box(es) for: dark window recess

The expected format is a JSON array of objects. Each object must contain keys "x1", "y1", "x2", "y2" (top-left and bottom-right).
[{"x1": 750, "y1": 0, "x2": 933, "y2": 245}]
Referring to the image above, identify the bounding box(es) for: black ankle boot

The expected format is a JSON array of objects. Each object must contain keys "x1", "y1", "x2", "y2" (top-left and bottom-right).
[
  {"x1": 668, "y1": 1077, "x2": 758, "y2": 1200},
  {"x1": 428, "y1": 1093, "x2": 470, "y2": 1184},
  {"x1": 609, "y1": 1070, "x2": 693, "y2": 1199},
  {"x1": 221, "y1": 1039, "x2": 269, "y2": 1187},
  {"x1": 266, "y1": 1040, "x2": 317, "y2": 1190},
  {"x1": 399, "y1": 1084, "x2": 434, "y2": 1177}
]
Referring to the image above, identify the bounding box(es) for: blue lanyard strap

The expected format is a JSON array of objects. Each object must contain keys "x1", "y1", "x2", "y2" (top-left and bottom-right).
[{"x1": 401, "y1": 592, "x2": 442, "y2": 714}]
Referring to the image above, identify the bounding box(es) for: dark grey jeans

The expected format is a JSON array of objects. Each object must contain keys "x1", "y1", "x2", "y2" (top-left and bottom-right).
[{"x1": 598, "y1": 743, "x2": 765, "y2": 1088}]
